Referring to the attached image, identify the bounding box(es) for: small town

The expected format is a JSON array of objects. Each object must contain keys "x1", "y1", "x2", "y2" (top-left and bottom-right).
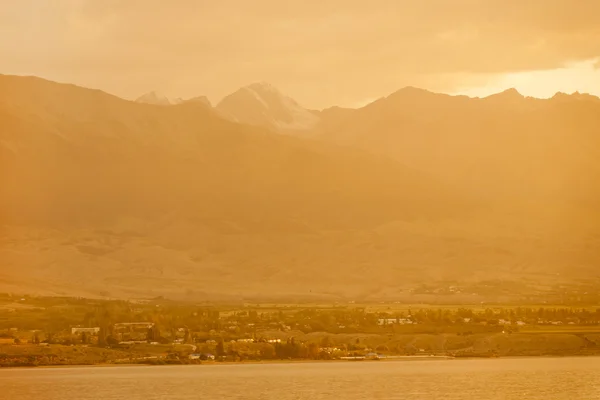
[{"x1": 1, "y1": 292, "x2": 599, "y2": 367}]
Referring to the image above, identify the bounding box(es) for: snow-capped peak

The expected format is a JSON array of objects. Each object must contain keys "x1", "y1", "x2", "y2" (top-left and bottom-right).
[
  {"x1": 183, "y1": 96, "x2": 212, "y2": 107},
  {"x1": 216, "y1": 82, "x2": 319, "y2": 132},
  {"x1": 135, "y1": 92, "x2": 213, "y2": 107},
  {"x1": 135, "y1": 91, "x2": 172, "y2": 106}
]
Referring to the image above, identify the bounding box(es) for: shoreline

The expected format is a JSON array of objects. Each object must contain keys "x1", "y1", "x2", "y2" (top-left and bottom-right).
[{"x1": 2, "y1": 354, "x2": 599, "y2": 370}]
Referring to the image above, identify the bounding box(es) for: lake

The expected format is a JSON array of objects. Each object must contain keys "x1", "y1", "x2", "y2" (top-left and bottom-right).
[{"x1": 1, "y1": 357, "x2": 599, "y2": 399}]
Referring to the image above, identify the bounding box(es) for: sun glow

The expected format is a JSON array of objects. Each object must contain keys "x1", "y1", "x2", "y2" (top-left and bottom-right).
[{"x1": 453, "y1": 58, "x2": 600, "y2": 98}]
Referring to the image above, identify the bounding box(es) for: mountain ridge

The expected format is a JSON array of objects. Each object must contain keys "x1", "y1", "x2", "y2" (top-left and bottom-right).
[{"x1": 1, "y1": 74, "x2": 599, "y2": 300}]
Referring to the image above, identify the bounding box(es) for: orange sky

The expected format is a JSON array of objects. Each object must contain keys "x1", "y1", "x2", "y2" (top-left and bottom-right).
[{"x1": 2, "y1": 0, "x2": 600, "y2": 109}]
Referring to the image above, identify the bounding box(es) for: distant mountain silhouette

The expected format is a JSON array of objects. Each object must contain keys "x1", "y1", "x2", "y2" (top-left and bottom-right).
[
  {"x1": 0, "y1": 74, "x2": 598, "y2": 300},
  {"x1": 0, "y1": 74, "x2": 474, "y2": 300},
  {"x1": 318, "y1": 86, "x2": 600, "y2": 209}
]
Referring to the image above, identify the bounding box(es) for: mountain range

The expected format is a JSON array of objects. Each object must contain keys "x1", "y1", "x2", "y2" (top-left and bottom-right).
[{"x1": 1, "y1": 74, "x2": 598, "y2": 300}]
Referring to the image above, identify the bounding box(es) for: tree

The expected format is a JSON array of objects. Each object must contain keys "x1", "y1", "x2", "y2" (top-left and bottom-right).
[
  {"x1": 307, "y1": 342, "x2": 320, "y2": 359},
  {"x1": 147, "y1": 327, "x2": 155, "y2": 342},
  {"x1": 97, "y1": 329, "x2": 107, "y2": 347},
  {"x1": 106, "y1": 335, "x2": 119, "y2": 346},
  {"x1": 46, "y1": 333, "x2": 56, "y2": 344},
  {"x1": 13, "y1": 338, "x2": 21, "y2": 345},
  {"x1": 261, "y1": 344, "x2": 275, "y2": 359},
  {"x1": 216, "y1": 338, "x2": 225, "y2": 356},
  {"x1": 147, "y1": 325, "x2": 160, "y2": 342}
]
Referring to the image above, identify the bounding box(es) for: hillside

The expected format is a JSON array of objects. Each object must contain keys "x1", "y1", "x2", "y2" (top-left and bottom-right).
[
  {"x1": 0, "y1": 75, "x2": 469, "y2": 299},
  {"x1": 318, "y1": 87, "x2": 600, "y2": 208},
  {"x1": 0, "y1": 75, "x2": 598, "y2": 300}
]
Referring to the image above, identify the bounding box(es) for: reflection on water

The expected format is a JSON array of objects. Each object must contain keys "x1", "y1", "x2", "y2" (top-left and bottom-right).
[{"x1": 1, "y1": 357, "x2": 599, "y2": 399}]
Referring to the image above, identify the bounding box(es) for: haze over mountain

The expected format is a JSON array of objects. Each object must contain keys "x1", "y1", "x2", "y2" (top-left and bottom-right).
[
  {"x1": 317, "y1": 86, "x2": 600, "y2": 209},
  {"x1": 135, "y1": 91, "x2": 173, "y2": 106},
  {"x1": 0, "y1": 75, "x2": 598, "y2": 300},
  {"x1": 136, "y1": 91, "x2": 212, "y2": 107},
  {"x1": 216, "y1": 82, "x2": 320, "y2": 134}
]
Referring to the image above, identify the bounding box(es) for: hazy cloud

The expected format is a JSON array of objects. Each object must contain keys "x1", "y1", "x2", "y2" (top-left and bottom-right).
[{"x1": 2, "y1": 0, "x2": 600, "y2": 108}]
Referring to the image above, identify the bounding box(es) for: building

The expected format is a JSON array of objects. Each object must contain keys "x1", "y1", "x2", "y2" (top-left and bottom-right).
[
  {"x1": 377, "y1": 318, "x2": 397, "y2": 325},
  {"x1": 377, "y1": 318, "x2": 414, "y2": 325},
  {"x1": 71, "y1": 327, "x2": 100, "y2": 335},
  {"x1": 113, "y1": 322, "x2": 155, "y2": 342},
  {"x1": 189, "y1": 353, "x2": 214, "y2": 360}
]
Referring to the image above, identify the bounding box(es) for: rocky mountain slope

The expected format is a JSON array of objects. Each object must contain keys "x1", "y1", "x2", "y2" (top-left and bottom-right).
[
  {"x1": 317, "y1": 87, "x2": 600, "y2": 208},
  {"x1": 0, "y1": 75, "x2": 468, "y2": 299},
  {"x1": 0, "y1": 75, "x2": 598, "y2": 300}
]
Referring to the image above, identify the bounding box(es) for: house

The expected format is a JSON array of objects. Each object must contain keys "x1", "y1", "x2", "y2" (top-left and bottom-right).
[
  {"x1": 320, "y1": 347, "x2": 341, "y2": 353},
  {"x1": 192, "y1": 353, "x2": 215, "y2": 360},
  {"x1": 71, "y1": 327, "x2": 100, "y2": 335},
  {"x1": 377, "y1": 318, "x2": 398, "y2": 326}
]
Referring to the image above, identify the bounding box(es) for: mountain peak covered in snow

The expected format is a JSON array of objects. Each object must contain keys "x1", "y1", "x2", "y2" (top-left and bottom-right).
[
  {"x1": 183, "y1": 96, "x2": 212, "y2": 107},
  {"x1": 135, "y1": 92, "x2": 212, "y2": 107},
  {"x1": 216, "y1": 82, "x2": 319, "y2": 132},
  {"x1": 135, "y1": 91, "x2": 172, "y2": 106}
]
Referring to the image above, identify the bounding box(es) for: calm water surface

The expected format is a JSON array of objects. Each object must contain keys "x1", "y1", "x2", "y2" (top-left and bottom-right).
[{"x1": 1, "y1": 357, "x2": 599, "y2": 399}]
